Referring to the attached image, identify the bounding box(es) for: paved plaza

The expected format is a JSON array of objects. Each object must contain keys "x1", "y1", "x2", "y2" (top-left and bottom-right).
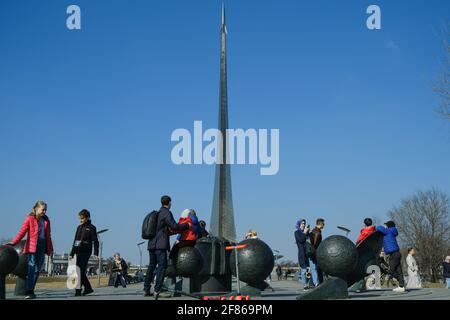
[{"x1": 4, "y1": 279, "x2": 450, "y2": 300}]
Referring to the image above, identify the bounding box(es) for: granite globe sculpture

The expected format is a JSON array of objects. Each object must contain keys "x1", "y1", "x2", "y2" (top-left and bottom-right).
[
  {"x1": 316, "y1": 235, "x2": 358, "y2": 278},
  {"x1": 173, "y1": 246, "x2": 204, "y2": 278},
  {"x1": 229, "y1": 239, "x2": 274, "y2": 288}
]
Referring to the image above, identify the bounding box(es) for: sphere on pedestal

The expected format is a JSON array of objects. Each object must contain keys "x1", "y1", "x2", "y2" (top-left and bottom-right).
[
  {"x1": 174, "y1": 246, "x2": 203, "y2": 277},
  {"x1": 0, "y1": 245, "x2": 19, "y2": 275},
  {"x1": 316, "y1": 235, "x2": 358, "y2": 278},
  {"x1": 229, "y1": 239, "x2": 274, "y2": 285}
]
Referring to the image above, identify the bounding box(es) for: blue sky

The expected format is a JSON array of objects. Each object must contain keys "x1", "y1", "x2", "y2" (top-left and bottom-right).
[{"x1": 1, "y1": 0, "x2": 450, "y2": 264}]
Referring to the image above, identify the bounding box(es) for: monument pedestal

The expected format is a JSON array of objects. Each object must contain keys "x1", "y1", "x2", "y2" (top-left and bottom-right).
[
  {"x1": 296, "y1": 277, "x2": 348, "y2": 300},
  {"x1": 240, "y1": 281, "x2": 273, "y2": 296}
]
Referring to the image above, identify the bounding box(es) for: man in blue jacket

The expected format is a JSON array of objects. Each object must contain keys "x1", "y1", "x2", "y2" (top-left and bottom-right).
[{"x1": 376, "y1": 221, "x2": 405, "y2": 292}]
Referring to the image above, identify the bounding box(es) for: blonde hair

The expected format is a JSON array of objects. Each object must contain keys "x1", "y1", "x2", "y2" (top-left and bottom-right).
[{"x1": 32, "y1": 201, "x2": 47, "y2": 218}]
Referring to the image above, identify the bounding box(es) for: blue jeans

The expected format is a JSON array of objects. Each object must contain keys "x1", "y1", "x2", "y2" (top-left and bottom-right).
[
  {"x1": 446, "y1": 278, "x2": 450, "y2": 289},
  {"x1": 144, "y1": 250, "x2": 167, "y2": 293},
  {"x1": 299, "y1": 266, "x2": 308, "y2": 287},
  {"x1": 26, "y1": 241, "x2": 46, "y2": 292},
  {"x1": 308, "y1": 257, "x2": 319, "y2": 286}
]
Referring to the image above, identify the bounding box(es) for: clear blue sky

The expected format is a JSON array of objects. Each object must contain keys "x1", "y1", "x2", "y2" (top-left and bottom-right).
[{"x1": 1, "y1": 0, "x2": 450, "y2": 265}]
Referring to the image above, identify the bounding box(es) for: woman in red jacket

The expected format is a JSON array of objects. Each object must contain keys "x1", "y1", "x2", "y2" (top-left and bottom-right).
[{"x1": 8, "y1": 201, "x2": 54, "y2": 299}]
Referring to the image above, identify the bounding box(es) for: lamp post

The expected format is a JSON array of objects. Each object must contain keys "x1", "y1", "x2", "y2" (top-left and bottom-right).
[
  {"x1": 137, "y1": 241, "x2": 145, "y2": 270},
  {"x1": 96, "y1": 229, "x2": 109, "y2": 287}
]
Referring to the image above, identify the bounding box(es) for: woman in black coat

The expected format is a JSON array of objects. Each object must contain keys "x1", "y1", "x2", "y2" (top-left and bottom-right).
[
  {"x1": 294, "y1": 219, "x2": 311, "y2": 289},
  {"x1": 111, "y1": 253, "x2": 128, "y2": 288}
]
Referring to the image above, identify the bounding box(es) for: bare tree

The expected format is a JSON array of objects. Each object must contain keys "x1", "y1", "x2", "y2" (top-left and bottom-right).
[
  {"x1": 388, "y1": 188, "x2": 450, "y2": 282},
  {"x1": 435, "y1": 23, "x2": 450, "y2": 119}
]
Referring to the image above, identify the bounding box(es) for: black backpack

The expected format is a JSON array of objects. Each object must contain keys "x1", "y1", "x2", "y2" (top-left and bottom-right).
[
  {"x1": 305, "y1": 236, "x2": 316, "y2": 258},
  {"x1": 141, "y1": 210, "x2": 160, "y2": 240}
]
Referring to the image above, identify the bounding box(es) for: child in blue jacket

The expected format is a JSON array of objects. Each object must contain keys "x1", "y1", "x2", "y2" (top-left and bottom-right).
[{"x1": 376, "y1": 221, "x2": 405, "y2": 292}]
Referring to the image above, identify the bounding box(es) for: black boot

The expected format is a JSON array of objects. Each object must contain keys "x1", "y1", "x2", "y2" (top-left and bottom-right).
[{"x1": 75, "y1": 289, "x2": 82, "y2": 297}]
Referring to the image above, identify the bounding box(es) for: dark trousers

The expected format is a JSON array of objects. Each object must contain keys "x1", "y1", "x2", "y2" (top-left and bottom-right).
[
  {"x1": 76, "y1": 253, "x2": 93, "y2": 292},
  {"x1": 114, "y1": 273, "x2": 127, "y2": 288},
  {"x1": 387, "y1": 251, "x2": 405, "y2": 287},
  {"x1": 144, "y1": 249, "x2": 167, "y2": 293}
]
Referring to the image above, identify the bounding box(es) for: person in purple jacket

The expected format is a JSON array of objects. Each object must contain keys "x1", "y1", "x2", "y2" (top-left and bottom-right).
[{"x1": 376, "y1": 221, "x2": 406, "y2": 292}]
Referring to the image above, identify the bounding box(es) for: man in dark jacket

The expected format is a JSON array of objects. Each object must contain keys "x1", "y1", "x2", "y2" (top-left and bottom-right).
[
  {"x1": 309, "y1": 218, "x2": 325, "y2": 285},
  {"x1": 69, "y1": 209, "x2": 99, "y2": 296},
  {"x1": 376, "y1": 221, "x2": 405, "y2": 292},
  {"x1": 294, "y1": 219, "x2": 310, "y2": 289},
  {"x1": 143, "y1": 195, "x2": 191, "y2": 298}
]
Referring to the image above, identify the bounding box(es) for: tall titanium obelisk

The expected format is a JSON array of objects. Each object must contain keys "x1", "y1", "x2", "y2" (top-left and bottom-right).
[{"x1": 210, "y1": 3, "x2": 236, "y2": 241}]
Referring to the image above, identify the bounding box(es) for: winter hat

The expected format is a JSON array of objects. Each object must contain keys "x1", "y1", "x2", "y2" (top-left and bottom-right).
[
  {"x1": 385, "y1": 221, "x2": 396, "y2": 228},
  {"x1": 181, "y1": 209, "x2": 191, "y2": 218}
]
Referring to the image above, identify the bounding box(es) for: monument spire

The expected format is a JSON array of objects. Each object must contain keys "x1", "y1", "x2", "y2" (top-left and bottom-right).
[{"x1": 210, "y1": 3, "x2": 236, "y2": 241}]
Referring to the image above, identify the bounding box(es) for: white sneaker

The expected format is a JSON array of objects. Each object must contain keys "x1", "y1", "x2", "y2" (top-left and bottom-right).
[{"x1": 393, "y1": 286, "x2": 405, "y2": 293}]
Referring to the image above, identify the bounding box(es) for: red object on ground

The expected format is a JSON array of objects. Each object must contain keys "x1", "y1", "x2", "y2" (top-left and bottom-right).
[{"x1": 225, "y1": 244, "x2": 248, "y2": 251}]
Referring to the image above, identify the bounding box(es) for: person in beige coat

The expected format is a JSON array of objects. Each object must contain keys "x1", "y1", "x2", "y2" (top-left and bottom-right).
[{"x1": 406, "y1": 247, "x2": 422, "y2": 289}]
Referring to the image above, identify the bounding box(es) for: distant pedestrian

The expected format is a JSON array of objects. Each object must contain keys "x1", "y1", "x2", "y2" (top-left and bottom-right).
[
  {"x1": 69, "y1": 209, "x2": 99, "y2": 297},
  {"x1": 198, "y1": 220, "x2": 209, "y2": 239},
  {"x1": 112, "y1": 253, "x2": 128, "y2": 288},
  {"x1": 309, "y1": 218, "x2": 325, "y2": 285},
  {"x1": 405, "y1": 247, "x2": 421, "y2": 289},
  {"x1": 245, "y1": 230, "x2": 258, "y2": 240},
  {"x1": 294, "y1": 219, "x2": 310, "y2": 289},
  {"x1": 276, "y1": 265, "x2": 282, "y2": 281},
  {"x1": 376, "y1": 221, "x2": 406, "y2": 293},
  {"x1": 356, "y1": 218, "x2": 376, "y2": 245},
  {"x1": 8, "y1": 201, "x2": 54, "y2": 299},
  {"x1": 443, "y1": 256, "x2": 450, "y2": 289}
]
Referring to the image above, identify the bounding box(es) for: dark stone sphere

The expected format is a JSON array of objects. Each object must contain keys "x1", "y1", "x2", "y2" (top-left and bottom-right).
[
  {"x1": 0, "y1": 245, "x2": 19, "y2": 275},
  {"x1": 316, "y1": 235, "x2": 358, "y2": 278},
  {"x1": 229, "y1": 239, "x2": 274, "y2": 285},
  {"x1": 11, "y1": 241, "x2": 28, "y2": 278},
  {"x1": 174, "y1": 246, "x2": 204, "y2": 277}
]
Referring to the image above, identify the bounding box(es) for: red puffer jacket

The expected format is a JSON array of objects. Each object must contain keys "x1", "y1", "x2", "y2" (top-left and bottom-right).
[
  {"x1": 356, "y1": 226, "x2": 376, "y2": 244},
  {"x1": 177, "y1": 217, "x2": 197, "y2": 241},
  {"x1": 11, "y1": 213, "x2": 54, "y2": 255}
]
